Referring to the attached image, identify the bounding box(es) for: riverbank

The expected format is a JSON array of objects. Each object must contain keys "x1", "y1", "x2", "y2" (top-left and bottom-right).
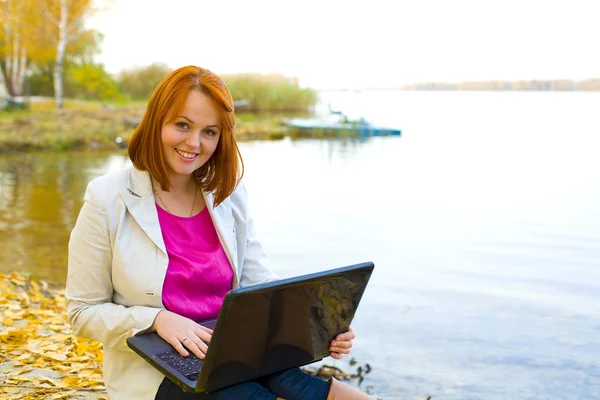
[
  {"x1": 0, "y1": 102, "x2": 300, "y2": 152},
  {"x1": 0, "y1": 272, "x2": 380, "y2": 400}
]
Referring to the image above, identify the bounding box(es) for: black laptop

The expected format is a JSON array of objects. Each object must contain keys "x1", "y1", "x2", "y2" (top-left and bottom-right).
[{"x1": 126, "y1": 261, "x2": 374, "y2": 393}]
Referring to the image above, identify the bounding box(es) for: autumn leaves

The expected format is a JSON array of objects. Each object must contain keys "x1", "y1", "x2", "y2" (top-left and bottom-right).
[{"x1": 0, "y1": 273, "x2": 106, "y2": 399}]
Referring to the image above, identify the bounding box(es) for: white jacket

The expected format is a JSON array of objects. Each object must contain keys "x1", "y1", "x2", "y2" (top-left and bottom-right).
[{"x1": 66, "y1": 165, "x2": 278, "y2": 400}]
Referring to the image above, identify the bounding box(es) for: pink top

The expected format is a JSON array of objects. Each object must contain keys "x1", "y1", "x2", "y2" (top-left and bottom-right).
[{"x1": 157, "y1": 204, "x2": 233, "y2": 322}]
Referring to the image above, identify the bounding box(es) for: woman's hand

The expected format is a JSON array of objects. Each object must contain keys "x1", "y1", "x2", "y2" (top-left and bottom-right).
[
  {"x1": 151, "y1": 310, "x2": 213, "y2": 359},
  {"x1": 329, "y1": 326, "x2": 355, "y2": 359}
]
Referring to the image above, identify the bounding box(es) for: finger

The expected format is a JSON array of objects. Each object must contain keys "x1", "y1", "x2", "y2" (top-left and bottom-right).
[
  {"x1": 330, "y1": 351, "x2": 344, "y2": 359},
  {"x1": 336, "y1": 327, "x2": 355, "y2": 341},
  {"x1": 188, "y1": 334, "x2": 209, "y2": 358},
  {"x1": 167, "y1": 337, "x2": 190, "y2": 357},
  {"x1": 195, "y1": 327, "x2": 213, "y2": 344},
  {"x1": 329, "y1": 345, "x2": 351, "y2": 355},
  {"x1": 197, "y1": 324, "x2": 214, "y2": 335},
  {"x1": 330, "y1": 340, "x2": 353, "y2": 349},
  {"x1": 182, "y1": 337, "x2": 205, "y2": 359}
]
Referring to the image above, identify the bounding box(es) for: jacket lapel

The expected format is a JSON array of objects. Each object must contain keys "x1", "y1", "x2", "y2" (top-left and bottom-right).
[
  {"x1": 119, "y1": 167, "x2": 167, "y2": 255},
  {"x1": 203, "y1": 192, "x2": 238, "y2": 275}
]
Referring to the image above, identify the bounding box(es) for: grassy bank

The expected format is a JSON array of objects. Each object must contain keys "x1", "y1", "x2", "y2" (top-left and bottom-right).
[{"x1": 0, "y1": 100, "x2": 296, "y2": 152}]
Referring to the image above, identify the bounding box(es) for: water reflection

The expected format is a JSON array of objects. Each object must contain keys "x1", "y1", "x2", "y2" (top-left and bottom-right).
[
  {"x1": 2, "y1": 89, "x2": 600, "y2": 399},
  {"x1": 290, "y1": 135, "x2": 370, "y2": 163},
  {"x1": 0, "y1": 150, "x2": 130, "y2": 283},
  {"x1": 0, "y1": 136, "x2": 371, "y2": 284}
]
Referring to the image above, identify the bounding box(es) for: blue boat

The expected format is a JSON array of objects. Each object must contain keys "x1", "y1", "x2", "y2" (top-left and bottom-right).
[{"x1": 285, "y1": 116, "x2": 401, "y2": 137}]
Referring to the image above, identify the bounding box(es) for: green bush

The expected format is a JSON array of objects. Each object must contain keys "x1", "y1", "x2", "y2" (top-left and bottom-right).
[
  {"x1": 222, "y1": 73, "x2": 317, "y2": 113},
  {"x1": 118, "y1": 63, "x2": 172, "y2": 100},
  {"x1": 69, "y1": 63, "x2": 122, "y2": 100}
]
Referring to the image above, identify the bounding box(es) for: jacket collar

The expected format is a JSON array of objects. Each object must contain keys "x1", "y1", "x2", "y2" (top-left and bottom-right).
[
  {"x1": 118, "y1": 166, "x2": 234, "y2": 267},
  {"x1": 119, "y1": 166, "x2": 167, "y2": 255}
]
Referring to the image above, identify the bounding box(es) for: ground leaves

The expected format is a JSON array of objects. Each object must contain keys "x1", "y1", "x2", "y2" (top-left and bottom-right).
[{"x1": 0, "y1": 272, "x2": 106, "y2": 399}]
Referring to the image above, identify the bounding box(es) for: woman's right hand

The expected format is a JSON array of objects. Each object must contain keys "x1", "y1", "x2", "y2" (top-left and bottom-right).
[{"x1": 151, "y1": 310, "x2": 213, "y2": 359}]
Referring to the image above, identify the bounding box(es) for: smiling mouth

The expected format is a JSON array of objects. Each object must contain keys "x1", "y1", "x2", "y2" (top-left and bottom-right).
[{"x1": 175, "y1": 148, "x2": 198, "y2": 159}]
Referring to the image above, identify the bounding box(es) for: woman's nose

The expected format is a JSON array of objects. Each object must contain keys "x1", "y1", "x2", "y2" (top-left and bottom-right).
[{"x1": 185, "y1": 131, "x2": 202, "y2": 148}]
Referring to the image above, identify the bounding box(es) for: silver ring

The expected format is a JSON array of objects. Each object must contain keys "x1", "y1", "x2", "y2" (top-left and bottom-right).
[{"x1": 181, "y1": 336, "x2": 189, "y2": 342}]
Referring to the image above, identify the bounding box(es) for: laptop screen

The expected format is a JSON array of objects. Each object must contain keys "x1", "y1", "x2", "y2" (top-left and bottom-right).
[{"x1": 198, "y1": 262, "x2": 373, "y2": 391}]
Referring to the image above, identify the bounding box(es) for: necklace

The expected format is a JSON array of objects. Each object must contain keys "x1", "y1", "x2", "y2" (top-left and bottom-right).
[{"x1": 152, "y1": 182, "x2": 198, "y2": 217}]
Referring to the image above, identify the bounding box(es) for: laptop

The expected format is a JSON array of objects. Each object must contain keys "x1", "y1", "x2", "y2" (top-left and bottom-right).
[{"x1": 126, "y1": 261, "x2": 374, "y2": 393}]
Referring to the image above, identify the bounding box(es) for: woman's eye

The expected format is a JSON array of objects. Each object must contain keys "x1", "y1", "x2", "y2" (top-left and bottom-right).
[
  {"x1": 203, "y1": 129, "x2": 216, "y2": 136},
  {"x1": 176, "y1": 122, "x2": 189, "y2": 130}
]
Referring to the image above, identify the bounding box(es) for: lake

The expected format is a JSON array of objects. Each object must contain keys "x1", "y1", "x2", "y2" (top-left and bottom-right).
[{"x1": 1, "y1": 91, "x2": 599, "y2": 399}]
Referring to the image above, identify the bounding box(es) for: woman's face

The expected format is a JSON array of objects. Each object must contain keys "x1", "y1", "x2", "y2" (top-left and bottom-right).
[{"x1": 161, "y1": 89, "x2": 221, "y2": 180}]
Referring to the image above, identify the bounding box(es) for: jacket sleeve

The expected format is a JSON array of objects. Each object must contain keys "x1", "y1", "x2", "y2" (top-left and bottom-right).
[
  {"x1": 65, "y1": 180, "x2": 162, "y2": 350},
  {"x1": 237, "y1": 183, "x2": 279, "y2": 287}
]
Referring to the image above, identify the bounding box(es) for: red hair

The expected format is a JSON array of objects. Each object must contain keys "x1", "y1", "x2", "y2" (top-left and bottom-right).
[{"x1": 128, "y1": 66, "x2": 243, "y2": 206}]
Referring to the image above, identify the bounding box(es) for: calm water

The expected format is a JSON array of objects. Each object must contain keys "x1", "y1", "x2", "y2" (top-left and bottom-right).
[{"x1": 1, "y1": 91, "x2": 599, "y2": 399}]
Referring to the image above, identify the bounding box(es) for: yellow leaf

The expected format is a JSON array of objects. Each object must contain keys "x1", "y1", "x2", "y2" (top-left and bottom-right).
[
  {"x1": 75, "y1": 342, "x2": 90, "y2": 354},
  {"x1": 14, "y1": 367, "x2": 33, "y2": 375},
  {"x1": 48, "y1": 324, "x2": 66, "y2": 331},
  {"x1": 32, "y1": 357, "x2": 46, "y2": 367},
  {"x1": 69, "y1": 362, "x2": 89, "y2": 371},
  {"x1": 60, "y1": 375, "x2": 82, "y2": 388},
  {"x1": 44, "y1": 351, "x2": 67, "y2": 361},
  {"x1": 2, "y1": 387, "x2": 20, "y2": 394},
  {"x1": 3, "y1": 310, "x2": 24, "y2": 319},
  {"x1": 78, "y1": 369, "x2": 100, "y2": 379},
  {"x1": 2, "y1": 318, "x2": 14, "y2": 326},
  {"x1": 68, "y1": 355, "x2": 88, "y2": 362},
  {"x1": 40, "y1": 344, "x2": 60, "y2": 351},
  {"x1": 26, "y1": 347, "x2": 44, "y2": 356},
  {"x1": 11, "y1": 375, "x2": 31, "y2": 382},
  {"x1": 38, "y1": 377, "x2": 57, "y2": 386},
  {"x1": 83, "y1": 379, "x2": 104, "y2": 388}
]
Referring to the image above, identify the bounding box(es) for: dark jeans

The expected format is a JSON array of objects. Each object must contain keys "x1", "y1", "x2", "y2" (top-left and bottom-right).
[{"x1": 154, "y1": 368, "x2": 331, "y2": 400}]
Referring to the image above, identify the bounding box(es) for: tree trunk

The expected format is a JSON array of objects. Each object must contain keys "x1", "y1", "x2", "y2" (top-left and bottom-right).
[
  {"x1": 8, "y1": 32, "x2": 28, "y2": 96},
  {"x1": 2, "y1": 1, "x2": 15, "y2": 97},
  {"x1": 11, "y1": 33, "x2": 20, "y2": 91},
  {"x1": 16, "y1": 48, "x2": 27, "y2": 96},
  {"x1": 54, "y1": 0, "x2": 68, "y2": 109},
  {"x1": 0, "y1": 64, "x2": 8, "y2": 97}
]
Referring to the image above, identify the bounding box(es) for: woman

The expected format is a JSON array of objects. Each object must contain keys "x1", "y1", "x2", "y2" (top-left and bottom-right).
[{"x1": 66, "y1": 66, "x2": 373, "y2": 400}]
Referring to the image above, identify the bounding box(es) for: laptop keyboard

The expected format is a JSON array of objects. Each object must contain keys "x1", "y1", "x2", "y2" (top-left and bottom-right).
[{"x1": 156, "y1": 350, "x2": 203, "y2": 381}]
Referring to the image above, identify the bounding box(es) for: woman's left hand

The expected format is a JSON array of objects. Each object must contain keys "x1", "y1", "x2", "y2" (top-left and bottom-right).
[{"x1": 329, "y1": 326, "x2": 355, "y2": 359}]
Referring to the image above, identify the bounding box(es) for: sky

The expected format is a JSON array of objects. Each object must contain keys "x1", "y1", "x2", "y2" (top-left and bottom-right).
[{"x1": 87, "y1": 0, "x2": 600, "y2": 89}]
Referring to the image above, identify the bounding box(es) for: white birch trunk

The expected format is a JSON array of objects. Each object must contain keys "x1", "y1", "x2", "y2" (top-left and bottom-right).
[
  {"x1": 0, "y1": 64, "x2": 7, "y2": 98},
  {"x1": 54, "y1": 0, "x2": 68, "y2": 109},
  {"x1": 11, "y1": 33, "x2": 20, "y2": 95},
  {"x1": 1, "y1": 0, "x2": 29, "y2": 97},
  {"x1": 4, "y1": 0, "x2": 13, "y2": 86},
  {"x1": 16, "y1": 48, "x2": 27, "y2": 96}
]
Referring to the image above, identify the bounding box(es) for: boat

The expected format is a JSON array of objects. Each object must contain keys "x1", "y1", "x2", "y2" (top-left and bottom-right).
[{"x1": 284, "y1": 113, "x2": 401, "y2": 137}]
